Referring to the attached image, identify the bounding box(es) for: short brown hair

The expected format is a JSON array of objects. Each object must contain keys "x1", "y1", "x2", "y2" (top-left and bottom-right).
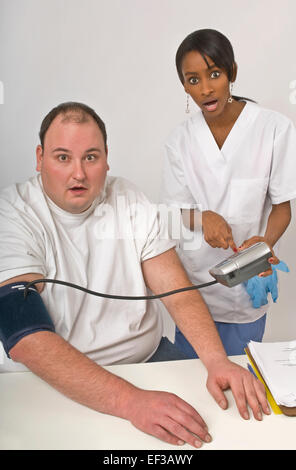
[{"x1": 39, "y1": 102, "x2": 107, "y2": 150}]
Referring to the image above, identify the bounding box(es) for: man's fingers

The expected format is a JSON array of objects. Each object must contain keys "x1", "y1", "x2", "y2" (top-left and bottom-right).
[
  {"x1": 129, "y1": 390, "x2": 212, "y2": 449},
  {"x1": 250, "y1": 376, "x2": 271, "y2": 416},
  {"x1": 228, "y1": 375, "x2": 271, "y2": 421},
  {"x1": 238, "y1": 375, "x2": 271, "y2": 420},
  {"x1": 175, "y1": 398, "x2": 209, "y2": 430},
  {"x1": 161, "y1": 416, "x2": 210, "y2": 449},
  {"x1": 206, "y1": 378, "x2": 229, "y2": 410},
  {"x1": 152, "y1": 423, "x2": 187, "y2": 447},
  {"x1": 241, "y1": 376, "x2": 263, "y2": 420},
  {"x1": 166, "y1": 399, "x2": 212, "y2": 447},
  {"x1": 148, "y1": 401, "x2": 212, "y2": 448},
  {"x1": 223, "y1": 376, "x2": 251, "y2": 420},
  {"x1": 207, "y1": 363, "x2": 271, "y2": 422},
  {"x1": 223, "y1": 374, "x2": 265, "y2": 421}
]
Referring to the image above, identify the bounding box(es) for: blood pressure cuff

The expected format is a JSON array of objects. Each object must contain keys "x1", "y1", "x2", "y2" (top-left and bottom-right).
[{"x1": 0, "y1": 282, "x2": 55, "y2": 358}]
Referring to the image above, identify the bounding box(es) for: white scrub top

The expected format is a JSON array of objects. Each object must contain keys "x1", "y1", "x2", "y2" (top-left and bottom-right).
[{"x1": 161, "y1": 101, "x2": 296, "y2": 323}]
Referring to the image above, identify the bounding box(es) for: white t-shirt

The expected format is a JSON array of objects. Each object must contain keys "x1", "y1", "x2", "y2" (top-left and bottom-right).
[
  {"x1": 161, "y1": 101, "x2": 296, "y2": 323},
  {"x1": 0, "y1": 175, "x2": 175, "y2": 371}
]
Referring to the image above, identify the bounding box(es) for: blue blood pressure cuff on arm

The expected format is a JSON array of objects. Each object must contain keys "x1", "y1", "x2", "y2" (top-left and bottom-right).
[{"x1": 0, "y1": 282, "x2": 55, "y2": 358}]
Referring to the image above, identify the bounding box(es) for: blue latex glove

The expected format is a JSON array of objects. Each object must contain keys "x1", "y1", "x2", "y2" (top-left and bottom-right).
[{"x1": 244, "y1": 261, "x2": 289, "y2": 308}]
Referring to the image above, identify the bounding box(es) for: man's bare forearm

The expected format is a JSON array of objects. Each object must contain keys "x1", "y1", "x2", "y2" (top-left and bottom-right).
[
  {"x1": 166, "y1": 288, "x2": 227, "y2": 367},
  {"x1": 142, "y1": 249, "x2": 227, "y2": 368},
  {"x1": 9, "y1": 331, "x2": 136, "y2": 419}
]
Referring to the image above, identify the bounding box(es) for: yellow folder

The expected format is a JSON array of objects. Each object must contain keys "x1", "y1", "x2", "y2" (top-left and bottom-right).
[{"x1": 245, "y1": 347, "x2": 282, "y2": 415}]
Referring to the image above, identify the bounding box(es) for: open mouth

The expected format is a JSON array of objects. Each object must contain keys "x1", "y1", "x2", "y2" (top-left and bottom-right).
[
  {"x1": 69, "y1": 186, "x2": 88, "y2": 194},
  {"x1": 203, "y1": 99, "x2": 218, "y2": 111}
]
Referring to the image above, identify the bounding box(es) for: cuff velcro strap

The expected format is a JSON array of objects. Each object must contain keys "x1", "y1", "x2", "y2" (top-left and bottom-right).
[{"x1": 0, "y1": 282, "x2": 55, "y2": 358}]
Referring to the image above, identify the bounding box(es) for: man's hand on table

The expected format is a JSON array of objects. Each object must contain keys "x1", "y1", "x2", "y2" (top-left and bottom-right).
[
  {"x1": 206, "y1": 357, "x2": 271, "y2": 421},
  {"x1": 124, "y1": 388, "x2": 212, "y2": 448}
]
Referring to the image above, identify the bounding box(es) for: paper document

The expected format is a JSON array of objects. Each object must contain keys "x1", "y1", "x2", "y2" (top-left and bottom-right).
[{"x1": 248, "y1": 340, "x2": 296, "y2": 407}]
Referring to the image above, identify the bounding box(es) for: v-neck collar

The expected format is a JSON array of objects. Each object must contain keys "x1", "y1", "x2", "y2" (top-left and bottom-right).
[{"x1": 193, "y1": 101, "x2": 260, "y2": 162}]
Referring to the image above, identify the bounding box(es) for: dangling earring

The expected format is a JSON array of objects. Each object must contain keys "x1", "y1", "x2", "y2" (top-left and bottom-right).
[
  {"x1": 228, "y1": 83, "x2": 233, "y2": 103},
  {"x1": 185, "y1": 94, "x2": 190, "y2": 113}
]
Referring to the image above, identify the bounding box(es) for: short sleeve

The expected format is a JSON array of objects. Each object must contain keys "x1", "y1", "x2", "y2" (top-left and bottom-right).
[
  {"x1": 0, "y1": 197, "x2": 46, "y2": 283},
  {"x1": 132, "y1": 193, "x2": 175, "y2": 262},
  {"x1": 140, "y1": 210, "x2": 176, "y2": 262},
  {"x1": 160, "y1": 142, "x2": 196, "y2": 209},
  {"x1": 269, "y1": 119, "x2": 296, "y2": 204},
  {"x1": 110, "y1": 177, "x2": 176, "y2": 263}
]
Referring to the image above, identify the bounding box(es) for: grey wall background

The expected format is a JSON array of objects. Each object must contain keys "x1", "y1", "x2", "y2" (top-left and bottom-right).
[{"x1": 0, "y1": 0, "x2": 295, "y2": 342}]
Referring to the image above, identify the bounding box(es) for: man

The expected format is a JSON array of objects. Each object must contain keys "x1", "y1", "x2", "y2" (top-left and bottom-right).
[{"x1": 0, "y1": 102, "x2": 270, "y2": 448}]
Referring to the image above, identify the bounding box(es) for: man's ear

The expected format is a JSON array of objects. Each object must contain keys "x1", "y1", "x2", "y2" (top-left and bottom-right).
[
  {"x1": 36, "y1": 145, "x2": 43, "y2": 172},
  {"x1": 105, "y1": 145, "x2": 110, "y2": 171}
]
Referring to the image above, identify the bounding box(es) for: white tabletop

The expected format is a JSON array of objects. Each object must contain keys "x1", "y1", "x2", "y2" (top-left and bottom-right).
[{"x1": 0, "y1": 355, "x2": 295, "y2": 451}]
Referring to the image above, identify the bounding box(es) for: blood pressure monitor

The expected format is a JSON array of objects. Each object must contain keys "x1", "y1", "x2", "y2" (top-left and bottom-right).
[{"x1": 209, "y1": 242, "x2": 272, "y2": 287}]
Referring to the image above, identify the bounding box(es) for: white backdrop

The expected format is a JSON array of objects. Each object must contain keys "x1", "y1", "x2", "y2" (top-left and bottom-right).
[{"x1": 0, "y1": 0, "x2": 296, "y2": 342}]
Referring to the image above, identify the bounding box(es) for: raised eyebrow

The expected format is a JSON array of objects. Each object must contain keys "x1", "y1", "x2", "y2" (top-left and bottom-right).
[
  {"x1": 84, "y1": 147, "x2": 102, "y2": 154},
  {"x1": 52, "y1": 147, "x2": 72, "y2": 153},
  {"x1": 184, "y1": 64, "x2": 219, "y2": 76},
  {"x1": 52, "y1": 147, "x2": 102, "y2": 154},
  {"x1": 184, "y1": 71, "x2": 199, "y2": 77}
]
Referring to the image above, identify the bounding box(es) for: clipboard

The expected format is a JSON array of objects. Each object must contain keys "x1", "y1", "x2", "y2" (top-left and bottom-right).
[{"x1": 245, "y1": 347, "x2": 296, "y2": 417}]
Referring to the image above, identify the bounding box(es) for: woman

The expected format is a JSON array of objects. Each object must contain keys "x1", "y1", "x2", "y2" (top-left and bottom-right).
[{"x1": 161, "y1": 29, "x2": 296, "y2": 356}]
